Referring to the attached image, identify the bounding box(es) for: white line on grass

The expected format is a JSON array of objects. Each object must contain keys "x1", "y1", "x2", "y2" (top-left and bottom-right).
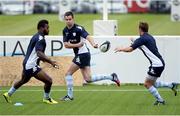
[{"x1": 1, "y1": 89, "x2": 179, "y2": 92}]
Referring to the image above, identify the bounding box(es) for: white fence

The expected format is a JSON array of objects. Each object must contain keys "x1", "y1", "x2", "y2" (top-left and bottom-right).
[{"x1": 0, "y1": 36, "x2": 180, "y2": 84}]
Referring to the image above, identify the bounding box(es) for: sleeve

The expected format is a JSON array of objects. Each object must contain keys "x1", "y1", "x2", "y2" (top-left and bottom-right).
[
  {"x1": 63, "y1": 29, "x2": 68, "y2": 42},
  {"x1": 130, "y1": 37, "x2": 146, "y2": 50},
  {"x1": 35, "y1": 38, "x2": 45, "y2": 52},
  {"x1": 80, "y1": 27, "x2": 89, "y2": 39}
]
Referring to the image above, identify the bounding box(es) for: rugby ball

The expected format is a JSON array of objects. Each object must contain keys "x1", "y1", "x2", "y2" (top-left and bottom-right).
[{"x1": 99, "y1": 41, "x2": 111, "y2": 53}]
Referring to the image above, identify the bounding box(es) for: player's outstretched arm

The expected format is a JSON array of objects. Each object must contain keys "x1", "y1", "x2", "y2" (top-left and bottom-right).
[
  {"x1": 37, "y1": 51, "x2": 59, "y2": 68},
  {"x1": 114, "y1": 46, "x2": 134, "y2": 53},
  {"x1": 86, "y1": 35, "x2": 98, "y2": 48}
]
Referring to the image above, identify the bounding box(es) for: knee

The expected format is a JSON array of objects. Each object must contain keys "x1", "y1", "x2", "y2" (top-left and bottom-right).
[
  {"x1": 144, "y1": 81, "x2": 153, "y2": 89},
  {"x1": 144, "y1": 83, "x2": 148, "y2": 88},
  {"x1": 65, "y1": 72, "x2": 72, "y2": 76},
  {"x1": 84, "y1": 77, "x2": 92, "y2": 83},
  {"x1": 49, "y1": 78, "x2": 52, "y2": 85},
  {"x1": 85, "y1": 80, "x2": 91, "y2": 83}
]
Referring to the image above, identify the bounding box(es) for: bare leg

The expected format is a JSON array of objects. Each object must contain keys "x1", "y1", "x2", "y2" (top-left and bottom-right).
[
  {"x1": 80, "y1": 66, "x2": 91, "y2": 82},
  {"x1": 8, "y1": 71, "x2": 31, "y2": 96},
  {"x1": 34, "y1": 69, "x2": 58, "y2": 104},
  {"x1": 65, "y1": 62, "x2": 80, "y2": 76},
  {"x1": 3, "y1": 71, "x2": 31, "y2": 103},
  {"x1": 34, "y1": 70, "x2": 52, "y2": 98}
]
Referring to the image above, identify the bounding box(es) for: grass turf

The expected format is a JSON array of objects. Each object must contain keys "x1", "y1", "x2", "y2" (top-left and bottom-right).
[
  {"x1": 0, "y1": 85, "x2": 179, "y2": 115},
  {"x1": 0, "y1": 13, "x2": 180, "y2": 115},
  {"x1": 0, "y1": 14, "x2": 180, "y2": 36}
]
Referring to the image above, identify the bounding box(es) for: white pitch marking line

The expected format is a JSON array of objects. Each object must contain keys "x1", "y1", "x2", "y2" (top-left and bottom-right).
[{"x1": 1, "y1": 89, "x2": 179, "y2": 92}]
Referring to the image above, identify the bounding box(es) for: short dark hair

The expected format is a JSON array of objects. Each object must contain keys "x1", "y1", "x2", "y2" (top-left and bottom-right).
[
  {"x1": 139, "y1": 22, "x2": 149, "y2": 32},
  {"x1": 64, "y1": 11, "x2": 74, "y2": 18},
  {"x1": 37, "y1": 19, "x2": 49, "y2": 29}
]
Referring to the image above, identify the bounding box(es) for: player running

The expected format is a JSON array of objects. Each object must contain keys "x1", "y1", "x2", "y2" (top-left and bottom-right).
[
  {"x1": 3, "y1": 19, "x2": 58, "y2": 104},
  {"x1": 60, "y1": 11, "x2": 120, "y2": 101},
  {"x1": 114, "y1": 22, "x2": 178, "y2": 105}
]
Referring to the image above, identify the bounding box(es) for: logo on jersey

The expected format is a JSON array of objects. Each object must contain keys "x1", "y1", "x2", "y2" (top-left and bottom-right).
[
  {"x1": 65, "y1": 32, "x2": 69, "y2": 36},
  {"x1": 73, "y1": 32, "x2": 76, "y2": 36},
  {"x1": 150, "y1": 68, "x2": 155, "y2": 74},
  {"x1": 76, "y1": 57, "x2": 80, "y2": 64},
  {"x1": 38, "y1": 35, "x2": 44, "y2": 41}
]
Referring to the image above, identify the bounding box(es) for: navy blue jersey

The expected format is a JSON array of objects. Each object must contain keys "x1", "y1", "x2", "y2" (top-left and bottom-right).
[
  {"x1": 23, "y1": 32, "x2": 46, "y2": 70},
  {"x1": 63, "y1": 24, "x2": 89, "y2": 55},
  {"x1": 131, "y1": 33, "x2": 165, "y2": 67}
]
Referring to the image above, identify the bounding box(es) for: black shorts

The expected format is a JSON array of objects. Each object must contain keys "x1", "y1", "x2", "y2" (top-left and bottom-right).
[
  {"x1": 147, "y1": 66, "x2": 164, "y2": 77},
  {"x1": 73, "y1": 53, "x2": 91, "y2": 68},
  {"x1": 23, "y1": 65, "x2": 41, "y2": 78}
]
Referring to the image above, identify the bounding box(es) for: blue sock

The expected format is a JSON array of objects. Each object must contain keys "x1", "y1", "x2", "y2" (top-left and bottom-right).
[
  {"x1": 8, "y1": 86, "x2": 16, "y2": 96},
  {"x1": 44, "y1": 92, "x2": 50, "y2": 99},
  {"x1": 91, "y1": 74, "x2": 113, "y2": 82},
  {"x1": 65, "y1": 75, "x2": 73, "y2": 98},
  {"x1": 148, "y1": 86, "x2": 164, "y2": 102},
  {"x1": 154, "y1": 81, "x2": 173, "y2": 88}
]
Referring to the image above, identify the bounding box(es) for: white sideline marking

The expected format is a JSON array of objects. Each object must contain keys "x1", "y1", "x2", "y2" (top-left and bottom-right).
[{"x1": 1, "y1": 89, "x2": 179, "y2": 92}]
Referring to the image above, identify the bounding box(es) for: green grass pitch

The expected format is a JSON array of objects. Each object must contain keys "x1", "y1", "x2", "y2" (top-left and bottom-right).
[
  {"x1": 0, "y1": 85, "x2": 179, "y2": 115},
  {"x1": 0, "y1": 14, "x2": 180, "y2": 35},
  {"x1": 0, "y1": 13, "x2": 180, "y2": 115}
]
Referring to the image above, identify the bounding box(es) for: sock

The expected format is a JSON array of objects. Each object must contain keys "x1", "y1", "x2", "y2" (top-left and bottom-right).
[
  {"x1": 65, "y1": 75, "x2": 73, "y2": 98},
  {"x1": 148, "y1": 86, "x2": 164, "y2": 102},
  {"x1": 154, "y1": 81, "x2": 173, "y2": 88},
  {"x1": 44, "y1": 92, "x2": 50, "y2": 99},
  {"x1": 90, "y1": 74, "x2": 113, "y2": 82},
  {"x1": 8, "y1": 86, "x2": 16, "y2": 96}
]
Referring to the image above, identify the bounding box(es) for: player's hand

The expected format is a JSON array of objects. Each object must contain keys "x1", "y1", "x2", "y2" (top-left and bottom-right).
[
  {"x1": 114, "y1": 46, "x2": 123, "y2": 53},
  {"x1": 93, "y1": 43, "x2": 98, "y2": 48},
  {"x1": 78, "y1": 41, "x2": 84, "y2": 47},
  {"x1": 51, "y1": 61, "x2": 59, "y2": 69}
]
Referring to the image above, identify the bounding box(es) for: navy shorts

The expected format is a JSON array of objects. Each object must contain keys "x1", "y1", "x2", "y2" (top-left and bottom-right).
[
  {"x1": 73, "y1": 52, "x2": 91, "y2": 68},
  {"x1": 23, "y1": 65, "x2": 41, "y2": 78},
  {"x1": 147, "y1": 66, "x2": 164, "y2": 77}
]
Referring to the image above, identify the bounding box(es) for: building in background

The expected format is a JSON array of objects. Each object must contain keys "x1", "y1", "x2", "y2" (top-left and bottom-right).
[
  {"x1": 96, "y1": 0, "x2": 128, "y2": 13},
  {"x1": 124, "y1": 0, "x2": 149, "y2": 13},
  {"x1": 0, "y1": 0, "x2": 33, "y2": 15},
  {"x1": 71, "y1": 0, "x2": 98, "y2": 13},
  {"x1": 0, "y1": 0, "x2": 173, "y2": 15},
  {"x1": 149, "y1": 0, "x2": 171, "y2": 13}
]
